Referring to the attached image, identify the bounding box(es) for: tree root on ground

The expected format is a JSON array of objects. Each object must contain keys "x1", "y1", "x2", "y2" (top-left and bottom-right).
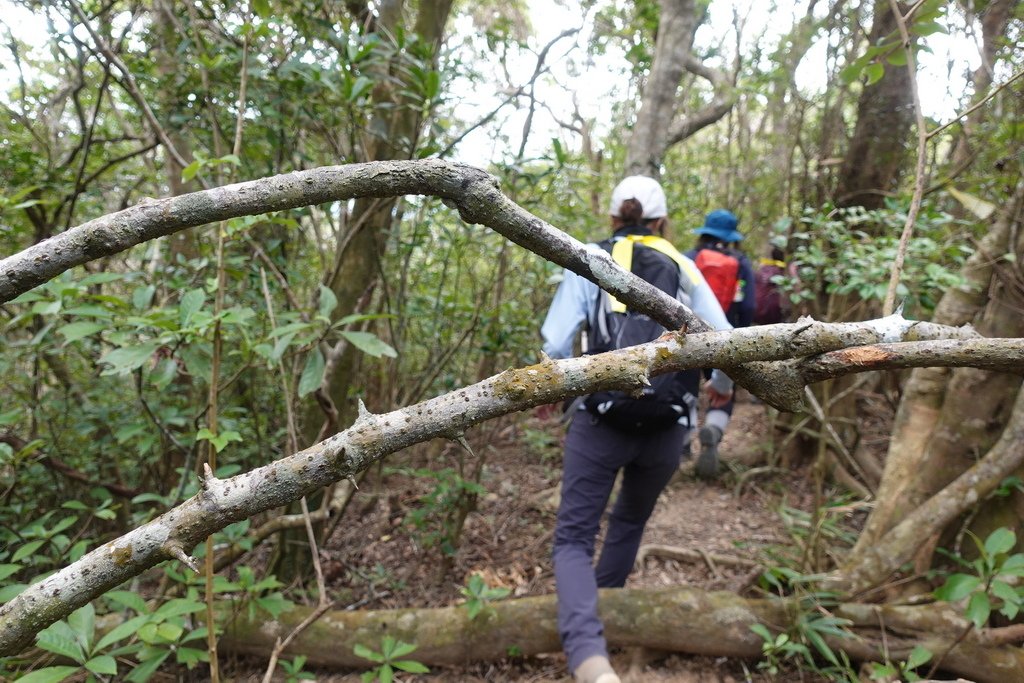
[{"x1": 220, "y1": 586, "x2": 1024, "y2": 682}]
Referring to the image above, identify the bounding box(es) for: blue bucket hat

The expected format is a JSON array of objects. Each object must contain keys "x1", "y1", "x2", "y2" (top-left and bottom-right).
[{"x1": 693, "y1": 209, "x2": 743, "y2": 243}]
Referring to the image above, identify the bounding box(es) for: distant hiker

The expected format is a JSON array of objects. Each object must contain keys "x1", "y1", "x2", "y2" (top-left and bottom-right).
[
  {"x1": 686, "y1": 209, "x2": 756, "y2": 479},
  {"x1": 541, "y1": 176, "x2": 733, "y2": 683},
  {"x1": 754, "y1": 241, "x2": 791, "y2": 325}
]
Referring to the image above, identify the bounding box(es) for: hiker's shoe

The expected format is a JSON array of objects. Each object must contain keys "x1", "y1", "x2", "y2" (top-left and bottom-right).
[
  {"x1": 574, "y1": 655, "x2": 621, "y2": 683},
  {"x1": 696, "y1": 425, "x2": 723, "y2": 480}
]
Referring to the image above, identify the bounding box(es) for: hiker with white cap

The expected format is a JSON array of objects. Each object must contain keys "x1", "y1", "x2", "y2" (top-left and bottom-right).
[{"x1": 540, "y1": 176, "x2": 734, "y2": 683}]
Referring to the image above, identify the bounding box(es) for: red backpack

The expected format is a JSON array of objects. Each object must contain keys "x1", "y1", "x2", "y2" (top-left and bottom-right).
[{"x1": 694, "y1": 247, "x2": 740, "y2": 312}]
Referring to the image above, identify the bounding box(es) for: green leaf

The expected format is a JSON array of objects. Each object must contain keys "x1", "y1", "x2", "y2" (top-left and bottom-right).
[
  {"x1": 0, "y1": 563, "x2": 20, "y2": 581},
  {"x1": 966, "y1": 591, "x2": 991, "y2": 627},
  {"x1": 179, "y1": 288, "x2": 206, "y2": 327},
  {"x1": 252, "y1": 0, "x2": 271, "y2": 19},
  {"x1": 125, "y1": 650, "x2": 169, "y2": 682},
  {"x1": 886, "y1": 49, "x2": 907, "y2": 66},
  {"x1": 0, "y1": 583, "x2": 27, "y2": 602},
  {"x1": 341, "y1": 330, "x2": 397, "y2": 358},
  {"x1": 197, "y1": 428, "x2": 242, "y2": 453},
  {"x1": 910, "y1": 20, "x2": 946, "y2": 36},
  {"x1": 864, "y1": 62, "x2": 885, "y2": 85},
  {"x1": 985, "y1": 528, "x2": 1016, "y2": 557},
  {"x1": 181, "y1": 160, "x2": 202, "y2": 183},
  {"x1": 157, "y1": 621, "x2": 184, "y2": 642},
  {"x1": 217, "y1": 154, "x2": 241, "y2": 166},
  {"x1": 393, "y1": 659, "x2": 430, "y2": 673},
  {"x1": 298, "y1": 348, "x2": 325, "y2": 397},
  {"x1": 12, "y1": 539, "x2": 46, "y2": 563},
  {"x1": 318, "y1": 285, "x2": 338, "y2": 319},
  {"x1": 95, "y1": 615, "x2": 150, "y2": 651},
  {"x1": 36, "y1": 630, "x2": 86, "y2": 663},
  {"x1": 935, "y1": 573, "x2": 981, "y2": 602},
  {"x1": 85, "y1": 655, "x2": 118, "y2": 675},
  {"x1": 99, "y1": 341, "x2": 161, "y2": 375},
  {"x1": 132, "y1": 285, "x2": 156, "y2": 310},
  {"x1": 749, "y1": 623, "x2": 774, "y2": 641},
  {"x1": 176, "y1": 645, "x2": 208, "y2": 668},
  {"x1": 905, "y1": 644, "x2": 932, "y2": 670},
  {"x1": 153, "y1": 598, "x2": 206, "y2": 620},
  {"x1": 424, "y1": 70, "x2": 440, "y2": 100},
  {"x1": 354, "y1": 643, "x2": 385, "y2": 663},
  {"x1": 67, "y1": 603, "x2": 95, "y2": 649},
  {"x1": 254, "y1": 593, "x2": 292, "y2": 618},
  {"x1": 17, "y1": 665, "x2": 81, "y2": 683},
  {"x1": 991, "y1": 579, "x2": 1020, "y2": 605},
  {"x1": 349, "y1": 76, "x2": 373, "y2": 101},
  {"x1": 32, "y1": 299, "x2": 62, "y2": 316},
  {"x1": 58, "y1": 322, "x2": 105, "y2": 343},
  {"x1": 388, "y1": 640, "x2": 418, "y2": 659},
  {"x1": 179, "y1": 345, "x2": 212, "y2": 382}
]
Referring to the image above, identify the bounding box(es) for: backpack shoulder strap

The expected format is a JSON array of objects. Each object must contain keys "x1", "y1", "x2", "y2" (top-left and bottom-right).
[{"x1": 608, "y1": 235, "x2": 702, "y2": 312}]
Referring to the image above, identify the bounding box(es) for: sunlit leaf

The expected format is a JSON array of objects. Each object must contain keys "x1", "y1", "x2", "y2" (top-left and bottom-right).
[
  {"x1": 341, "y1": 331, "x2": 397, "y2": 358},
  {"x1": 99, "y1": 341, "x2": 161, "y2": 375},
  {"x1": 298, "y1": 348, "x2": 325, "y2": 397}
]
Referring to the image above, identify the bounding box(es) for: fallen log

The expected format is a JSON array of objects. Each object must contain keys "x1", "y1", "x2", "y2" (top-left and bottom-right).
[{"x1": 219, "y1": 586, "x2": 1024, "y2": 682}]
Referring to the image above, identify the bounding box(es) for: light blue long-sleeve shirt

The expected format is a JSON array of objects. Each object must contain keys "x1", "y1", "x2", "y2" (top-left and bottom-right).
[{"x1": 540, "y1": 239, "x2": 733, "y2": 392}]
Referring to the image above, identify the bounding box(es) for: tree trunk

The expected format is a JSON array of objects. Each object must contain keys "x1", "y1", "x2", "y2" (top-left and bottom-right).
[
  {"x1": 835, "y1": 0, "x2": 914, "y2": 209},
  {"x1": 624, "y1": 0, "x2": 699, "y2": 178},
  {"x1": 311, "y1": 0, "x2": 455, "y2": 440},
  {"x1": 947, "y1": 0, "x2": 1015, "y2": 173},
  {"x1": 854, "y1": 180, "x2": 1024, "y2": 553},
  {"x1": 221, "y1": 586, "x2": 1024, "y2": 682}
]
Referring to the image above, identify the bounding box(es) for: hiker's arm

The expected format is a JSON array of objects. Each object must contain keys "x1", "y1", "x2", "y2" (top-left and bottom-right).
[
  {"x1": 733, "y1": 256, "x2": 756, "y2": 327},
  {"x1": 687, "y1": 280, "x2": 731, "y2": 332},
  {"x1": 541, "y1": 268, "x2": 595, "y2": 359},
  {"x1": 677, "y1": 260, "x2": 735, "y2": 395}
]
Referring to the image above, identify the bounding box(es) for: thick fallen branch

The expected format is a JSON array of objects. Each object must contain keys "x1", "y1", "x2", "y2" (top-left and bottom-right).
[
  {"x1": 0, "y1": 316, "x2": 1012, "y2": 655},
  {"x1": 217, "y1": 586, "x2": 1024, "y2": 683}
]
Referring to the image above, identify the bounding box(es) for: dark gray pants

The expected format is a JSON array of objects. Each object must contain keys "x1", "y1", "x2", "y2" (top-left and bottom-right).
[{"x1": 553, "y1": 413, "x2": 687, "y2": 671}]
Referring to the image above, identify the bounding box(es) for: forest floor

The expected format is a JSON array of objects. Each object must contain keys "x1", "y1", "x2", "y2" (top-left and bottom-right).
[{"x1": 234, "y1": 396, "x2": 849, "y2": 682}]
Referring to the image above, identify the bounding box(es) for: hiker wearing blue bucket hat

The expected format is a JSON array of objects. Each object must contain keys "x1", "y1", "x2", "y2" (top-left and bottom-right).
[{"x1": 685, "y1": 209, "x2": 756, "y2": 480}]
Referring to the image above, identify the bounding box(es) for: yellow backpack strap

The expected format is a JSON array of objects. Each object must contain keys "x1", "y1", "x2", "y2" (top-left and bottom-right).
[
  {"x1": 608, "y1": 237, "x2": 637, "y2": 313},
  {"x1": 608, "y1": 235, "x2": 702, "y2": 313},
  {"x1": 635, "y1": 235, "x2": 704, "y2": 284}
]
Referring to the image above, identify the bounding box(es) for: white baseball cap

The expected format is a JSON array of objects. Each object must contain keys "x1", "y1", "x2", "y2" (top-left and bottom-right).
[{"x1": 609, "y1": 175, "x2": 668, "y2": 219}]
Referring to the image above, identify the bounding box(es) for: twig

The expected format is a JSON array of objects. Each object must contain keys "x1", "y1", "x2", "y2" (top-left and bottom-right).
[
  {"x1": 882, "y1": 0, "x2": 929, "y2": 317},
  {"x1": 803, "y1": 387, "x2": 873, "y2": 490},
  {"x1": 260, "y1": 599, "x2": 336, "y2": 683},
  {"x1": 927, "y1": 68, "x2": 1024, "y2": 140},
  {"x1": 636, "y1": 543, "x2": 758, "y2": 569},
  {"x1": 232, "y1": 28, "x2": 249, "y2": 158},
  {"x1": 696, "y1": 548, "x2": 723, "y2": 580},
  {"x1": 734, "y1": 466, "x2": 787, "y2": 497}
]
